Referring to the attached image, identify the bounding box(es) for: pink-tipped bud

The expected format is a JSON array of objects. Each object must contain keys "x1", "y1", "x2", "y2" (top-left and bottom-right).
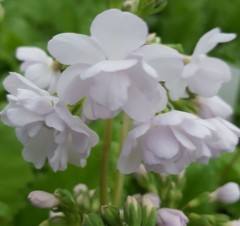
[{"x1": 28, "y1": 190, "x2": 59, "y2": 208}]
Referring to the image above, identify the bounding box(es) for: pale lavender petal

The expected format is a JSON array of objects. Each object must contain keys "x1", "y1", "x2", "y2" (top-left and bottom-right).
[
  {"x1": 91, "y1": 9, "x2": 148, "y2": 59},
  {"x1": 48, "y1": 33, "x2": 105, "y2": 65}
]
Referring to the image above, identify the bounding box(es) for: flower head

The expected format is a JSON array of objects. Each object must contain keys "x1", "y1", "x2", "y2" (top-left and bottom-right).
[
  {"x1": 48, "y1": 9, "x2": 184, "y2": 122},
  {"x1": 16, "y1": 47, "x2": 61, "y2": 94},
  {"x1": 166, "y1": 28, "x2": 236, "y2": 100},
  {"x1": 0, "y1": 73, "x2": 98, "y2": 171},
  {"x1": 118, "y1": 110, "x2": 217, "y2": 175}
]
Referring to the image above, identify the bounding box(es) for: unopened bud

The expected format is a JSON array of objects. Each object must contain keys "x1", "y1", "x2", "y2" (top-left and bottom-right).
[
  {"x1": 101, "y1": 206, "x2": 122, "y2": 226},
  {"x1": 142, "y1": 193, "x2": 161, "y2": 209},
  {"x1": 146, "y1": 33, "x2": 161, "y2": 44},
  {"x1": 123, "y1": 0, "x2": 133, "y2": 10},
  {"x1": 73, "y1": 183, "x2": 88, "y2": 195},
  {"x1": 210, "y1": 182, "x2": 240, "y2": 204},
  {"x1": 142, "y1": 197, "x2": 156, "y2": 226},
  {"x1": 157, "y1": 208, "x2": 188, "y2": 226},
  {"x1": 124, "y1": 196, "x2": 142, "y2": 226},
  {"x1": 82, "y1": 213, "x2": 105, "y2": 226},
  {"x1": 226, "y1": 220, "x2": 240, "y2": 226},
  {"x1": 28, "y1": 191, "x2": 59, "y2": 208}
]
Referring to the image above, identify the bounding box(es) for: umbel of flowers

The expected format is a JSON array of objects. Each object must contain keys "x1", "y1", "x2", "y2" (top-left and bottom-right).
[{"x1": 1, "y1": 6, "x2": 240, "y2": 226}]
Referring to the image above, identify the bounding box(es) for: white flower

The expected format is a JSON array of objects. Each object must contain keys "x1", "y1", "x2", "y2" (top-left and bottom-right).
[
  {"x1": 197, "y1": 96, "x2": 233, "y2": 119},
  {"x1": 0, "y1": 73, "x2": 99, "y2": 171},
  {"x1": 166, "y1": 28, "x2": 236, "y2": 100},
  {"x1": 48, "y1": 9, "x2": 183, "y2": 122},
  {"x1": 117, "y1": 110, "x2": 216, "y2": 175},
  {"x1": 157, "y1": 208, "x2": 188, "y2": 226},
  {"x1": 210, "y1": 182, "x2": 240, "y2": 204},
  {"x1": 28, "y1": 190, "x2": 59, "y2": 208},
  {"x1": 16, "y1": 47, "x2": 61, "y2": 94},
  {"x1": 204, "y1": 117, "x2": 240, "y2": 159}
]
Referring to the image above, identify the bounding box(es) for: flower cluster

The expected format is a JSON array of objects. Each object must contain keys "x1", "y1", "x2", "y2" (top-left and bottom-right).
[{"x1": 1, "y1": 8, "x2": 239, "y2": 176}]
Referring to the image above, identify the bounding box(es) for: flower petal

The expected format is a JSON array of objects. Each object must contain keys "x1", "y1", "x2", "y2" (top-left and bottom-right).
[
  {"x1": 187, "y1": 56, "x2": 231, "y2": 97},
  {"x1": 48, "y1": 33, "x2": 106, "y2": 65},
  {"x1": 193, "y1": 28, "x2": 236, "y2": 55},
  {"x1": 117, "y1": 147, "x2": 142, "y2": 174},
  {"x1": 22, "y1": 126, "x2": 56, "y2": 169},
  {"x1": 136, "y1": 44, "x2": 184, "y2": 82},
  {"x1": 89, "y1": 71, "x2": 131, "y2": 111},
  {"x1": 16, "y1": 47, "x2": 51, "y2": 64},
  {"x1": 57, "y1": 64, "x2": 91, "y2": 104},
  {"x1": 90, "y1": 9, "x2": 148, "y2": 59},
  {"x1": 80, "y1": 59, "x2": 137, "y2": 80}
]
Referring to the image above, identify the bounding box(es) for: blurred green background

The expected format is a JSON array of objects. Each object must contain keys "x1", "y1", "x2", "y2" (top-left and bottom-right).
[{"x1": 0, "y1": 0, "x2": 240, "y2": 225}]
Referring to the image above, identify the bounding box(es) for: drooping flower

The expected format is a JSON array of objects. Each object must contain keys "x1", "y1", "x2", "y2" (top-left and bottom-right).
[
  {"x1": 205, "y1": 117, "x2": 240, "y2": 159},
  {"x1": 117, "y1": 110, "x2": 217, "y2": 175},
  {"x1": 48, "y1": 9, "x2": 183, "y2": 122},
  {"x1": 164, "y1": 28, "x2": 236, "y2": 100},
  {"x1": 209, "y1": 182, "x2": 240, "y2": 204},
  {"x1": 0, "y1": 72, "x2": 98, "y2": 171},
  {"x1": 157, "y1": 208, "x2": 188, "y2": 226},
  {"x1": 197, "y1": 96, "x2": 233, "y2": 119},
  {"x1": 16, "y1": 47, "x2": 61, "y2": 94}
]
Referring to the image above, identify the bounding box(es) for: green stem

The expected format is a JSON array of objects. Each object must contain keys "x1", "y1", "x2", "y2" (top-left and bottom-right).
[
  {"x1": 112, "y1": 114, "x2": 130, "y2": 206},
  {"x1": 100, "y1": 119, "x2": 113, "y2": 206}
]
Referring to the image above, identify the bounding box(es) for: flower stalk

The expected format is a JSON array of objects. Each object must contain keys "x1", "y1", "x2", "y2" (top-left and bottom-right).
[
  {"x1": 100, "y1": 119, "x2": 113, "y2": 206},
  {"x1": 112, "y1": 113, "x2": 130, "y2": 206}
]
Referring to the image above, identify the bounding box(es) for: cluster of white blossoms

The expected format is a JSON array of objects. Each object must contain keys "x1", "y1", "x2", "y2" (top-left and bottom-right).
[{"x1": 1, "y1": 9, "x2": 239, "y2": 173}]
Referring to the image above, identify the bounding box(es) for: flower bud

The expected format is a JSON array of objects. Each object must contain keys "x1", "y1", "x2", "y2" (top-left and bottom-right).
[
  {"x1": 124, "y1": 196, "x2": 142, "y2": 226},
  {"x1": 101, "y1": 206, "x2": 122, "y2": 226},
  {"x1": 210, "y1": 182, "x2": 240, "y2": 204},
  {"x1": 73, "y1": 183, "x2": 88, "y2": 195},
  {"x1": 141, "y1": 197, "x2": 157, "y2": 226},
  {"x1": 28, "y1": 191, "x2": 59, "y2": 208},
  {"x1": 142, "y1": 193, "x2": 161, "y2": 209},
  {"x1": 157, "y1": 208, "x2": 188, "y2": 226},
  {"x1": 227, "y1": 220, "x2": 240, "y2": 226},
  {"x1": 82, "y1": 213, "x2": 105, "y2": 226}
]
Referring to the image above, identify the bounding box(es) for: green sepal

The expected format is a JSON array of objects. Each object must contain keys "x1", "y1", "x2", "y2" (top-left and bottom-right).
[
  {"x1": 101, "y1": 205, "x2": 123, "y2": 226},
  {"x1": 82, "y1": 213, "x2": 105, "y2": 226}
]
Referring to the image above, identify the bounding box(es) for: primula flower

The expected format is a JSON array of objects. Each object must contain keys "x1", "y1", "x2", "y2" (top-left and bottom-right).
[
  {"x1": 0, "y1": 73, "x2": 98, "y2": 171},
  {"x1": 118, "y1": 110, "x2": 217, "y2": 175},
  {"x1": 210, "y1": 182, "x2": 240, "y2": 204},
  {"x1": 197, "y1": 96, "x2": 233, "y2": 119},
  {"x1": 16, "y1": 47, "x2": 61, "y2": 94},
  {"x1": 48, "y1": 9, "x2": 183, "y2": 122},
  {"x1": 166, "y1": 28, "x2": 236, "y2": 100},
  {"x1": 206, "y1": 117, "x2": 240, "y2": 157},
  {"x1": 157, "y1": 208, "x2": 188, "y2": 226}
]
